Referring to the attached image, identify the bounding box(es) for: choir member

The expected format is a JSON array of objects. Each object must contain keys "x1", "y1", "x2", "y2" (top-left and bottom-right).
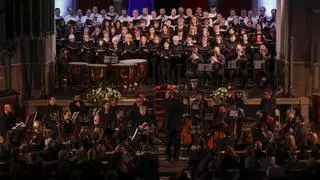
[
  {"x1": 235, "y1": 45, "x2": 249, "y2": 89},
  {"x1": 122, "y1": 33, "x2": 137, "y2": 59},
  {"x1": 148, "y1": 36, "x2": 162, "y2": 83},
  {"x1": 170, "y1": 35, "x2": 184, "y2": 84},
  {"x1": 158, "y1": 8, "x2": 168, "y2": 23},
  {"x1": 140, "y1": 7, "x2": 152, "y2": 26},
  {"x1": 253, "y1": 44, "x2": 272, "y2": 88},
  {"x1": 160, "y1": 41, "x2": 171, "y2": 84},
  {"x1": 66, "y1": 34, "x2": 80, "y2": 62},
  {"x1": 185, "y1": 46, "x2": 203, "y2": 89},
  {"x1": 168, "y1": 8, "x2": 179, "y2": 27},
  {"x1": 106, "y1": 5, "x2": 119, "y2": 21},
  {"x1": 198, "y1": 36, "x2": 212, "y2": 62},
  {"x1": 95, "y1": 39, "x2": 108, "y2": 63},
  {"x1": 81, "y1": 34, "x2": 95, "y2": 63},
  {"x1": 210, "y1": 46, "x2": 226, "y2": 87},
  {"x1": 109, "y1": 36, "x2": 122, "y2": 57}
]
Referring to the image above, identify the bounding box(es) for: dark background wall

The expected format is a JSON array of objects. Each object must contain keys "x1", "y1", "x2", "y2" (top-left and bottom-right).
[
  {"x1": 290, "y1": 0, "x2": 320, "y2": 63},
  {"x1": 78, "y1": 0, "x2": 252, "y2": 16}
]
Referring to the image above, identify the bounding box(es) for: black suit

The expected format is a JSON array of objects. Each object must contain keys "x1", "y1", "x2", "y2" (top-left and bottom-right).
[
  {"x1": 0, "y1": 113, "x2": 16, "y2": 136},
  {"x1": 162, "y1": 98, "x2": 184, "y2": 159}
]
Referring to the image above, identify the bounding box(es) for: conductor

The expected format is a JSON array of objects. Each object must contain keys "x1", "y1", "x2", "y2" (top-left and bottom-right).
[{"x1": 162, "y1": 91, "x2": 184, "y2": 161}]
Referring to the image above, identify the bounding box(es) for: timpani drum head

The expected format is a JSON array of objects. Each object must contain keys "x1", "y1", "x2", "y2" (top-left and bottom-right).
[
  {"x1": 86, "y1": 64, "x2": 108, "y2": 67},
  {"x1": 69, "y1": 62, "x2": 88, "y2": 65},
  {"x1": 120, "y1": 59, "x2": 147, "y2": 64}
]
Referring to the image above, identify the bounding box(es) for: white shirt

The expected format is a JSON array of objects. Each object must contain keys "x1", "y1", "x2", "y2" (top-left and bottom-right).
[
  {"x1": 64, "y1": 14, "x2": 79, "y2": 24},
  {"x1": 208, "y1": 13, "x2": 217, "y2": 19},
  {"x1": 90, "y1": 13, "x2": 101, "y2": 21},
  {"x1": 106, "y1": 12, "x2": 119, "y2": 21},
  {"x1": 244, "y1": 17, "x2": 257, "y2": 27},
  {"x1": 81, "y1": 15, "x2": 92, "y2": 24},
  {"x1": 157, "y1": 15, "x2": 168, "y2": 23},
  {"x1": 226, "y1": 15, "x2": 238, "y2": 24},
  {"x1": 117, "y1": 15, "x2": 133, "y2": 23},
  {"x1": 55, "y1": 15, "x2": 64, "y2": 20},
  {"x1": 97, "y1": 14, "x2": 107, "y2": 24},
  {"x1": 139, "y1": 14, "x2": 152, "y2": 26}
]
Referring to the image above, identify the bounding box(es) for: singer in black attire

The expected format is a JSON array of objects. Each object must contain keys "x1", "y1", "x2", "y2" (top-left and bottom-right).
[
  {"x1": 162, "y1": 91, "x2": 184, "y2": 161},
  {"x1": 170, "y1": 36, "x2": 184, "y2": 84}
]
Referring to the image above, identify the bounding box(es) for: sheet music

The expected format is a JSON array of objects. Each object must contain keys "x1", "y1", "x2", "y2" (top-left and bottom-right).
[
  {"x1": 254, "y1": 60, "x2": 264, "y2": 69},
  {"x1": 228, "y1": 61, "x2": 237, "y2": 69}
]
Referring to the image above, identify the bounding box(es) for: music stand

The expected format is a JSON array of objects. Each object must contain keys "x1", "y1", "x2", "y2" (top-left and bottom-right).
[
  {"x1": 104, "y1": 56, "x2": 119, "y2": 64},
  {"x1": 197, "y1": 64, "x2": 213, "y2": 91},
  {"x1": 197, "y1": 64, "x2": 213, "y2": 72}
]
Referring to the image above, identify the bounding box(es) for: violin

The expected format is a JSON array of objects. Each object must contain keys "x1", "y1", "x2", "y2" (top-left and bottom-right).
[{"x1": 181, "y1": 119, "x2": 192, "y2": 146}]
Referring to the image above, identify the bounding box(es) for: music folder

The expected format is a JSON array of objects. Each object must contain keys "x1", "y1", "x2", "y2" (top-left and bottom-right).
[
  {"x1": 228, "y1": 61, "x2": 237, "y2": 69},
  {"x1": 254, "y1": 60, "x2": 264, "y2": 69},
  {"x1": 197, "y1": 64, "x2": 213, "y2": 72},
  {"x1": 104, "y1": 56, "x2": 119, "y2": 64}
]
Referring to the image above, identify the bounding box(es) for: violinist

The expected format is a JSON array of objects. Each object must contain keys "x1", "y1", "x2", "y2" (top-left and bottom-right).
[
  {"x1": 191, "y1": 91, "x2": 206, "y2": 125},
  {"x1": 69, "y1": 95, "x2": 86, "y2": 115},
  {"x1": 99, "y1": 100, "x2": 115, "y2": 132},
  {"x1": 112, "y1": 109, "x2": 128, "y2": 141},
  {"x1": 0, "y1": 104, "x2": 17, "y2": 137},
  {"x1": 235, "y1": 45, "x2": 249, "y2": 89},
  {"x1": 43, "y1": 96, "x2": 62, "y2": 121},
  {"x1": 134, "y1": 105, "x2": 153, "y2": 130},
  {"x1": 204, "y1": 96, "x2": 217, "y2": 132},
  {"x1": 61, "y1": 111, "x2": 75, "y2": 140},
  {"x1": 256, "y1": 89, "x2": 276, "y2": 131},
  {"x1": 214, "y1": 104, "x2": 231, "y2": 129}
]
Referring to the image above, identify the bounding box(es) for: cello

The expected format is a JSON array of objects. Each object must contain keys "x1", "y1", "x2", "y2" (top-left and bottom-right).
[{"x1": 181, "y1": 119, "x2": 193, "y2": 146}]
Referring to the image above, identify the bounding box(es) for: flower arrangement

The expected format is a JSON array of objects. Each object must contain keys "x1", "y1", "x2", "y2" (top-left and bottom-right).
[
  {"x1": 105, "y1": 87, "x2": 122, "y2": 101},
  {"x1": 236, "y1": 90, "x2": 248, "y2": 101},
  {"x1": 85, "y1": 87, "x2": 122, "y2": 106},
  {"x1": 212, "y1": 87, "x2": 232, "y2": 105}
]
